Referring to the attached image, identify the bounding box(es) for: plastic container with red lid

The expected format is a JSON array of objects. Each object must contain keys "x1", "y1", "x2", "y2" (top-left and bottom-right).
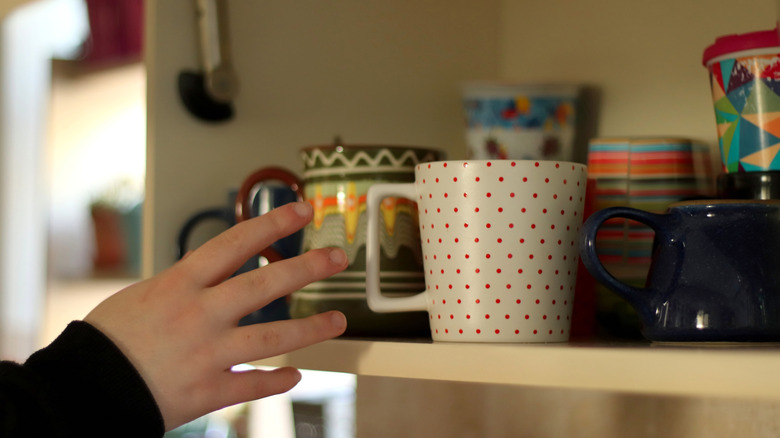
[{"x1": 702, "y1": 27, "x2": 780, "y2": 174}]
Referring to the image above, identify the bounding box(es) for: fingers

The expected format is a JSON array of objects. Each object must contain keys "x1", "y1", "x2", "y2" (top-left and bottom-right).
[
  {"x1": 171, "y1": 367, "x2": 303, "y2": 430},
  {"x1": 219, "y1": 311, "x2": 347, "y2": 367},
  {"x1": 207, "y1": 247, "x2": 348, "y2": 321},
  {"x1": 181, "y1": 202, "x2": 313, "y2": 286},
  {"x1": 215, "y1": 367, "x2": 302, "y2": 411}
]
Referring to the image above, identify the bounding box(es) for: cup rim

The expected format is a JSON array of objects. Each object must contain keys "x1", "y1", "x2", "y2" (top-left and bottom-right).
[
  {"x1": 416, "y1": 159, "x2": 587, "y2": 168},
  {"x1": 300, "y1": 144, "x2": 442, "y2": 154},
  {"x1": 669, "y1": 199, "x2": 780, "y2": 208},
  {"x1": 588, "y1": 137, "x2": 695, "y2": 145}
]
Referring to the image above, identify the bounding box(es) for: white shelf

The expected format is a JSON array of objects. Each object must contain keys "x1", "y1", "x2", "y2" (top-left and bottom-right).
[{"x1": 253, "y1": 338, "x2": 780, "y2": 400}]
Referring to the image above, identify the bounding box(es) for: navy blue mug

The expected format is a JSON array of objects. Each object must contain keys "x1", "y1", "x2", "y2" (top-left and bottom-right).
[
  {"x1": 580, "y1": 200, "x2": 780, "y2": 342},
  {"x1": 177, "y1": 191, "x2": 241, "y2": 262},
  {"x1": 178, "y1": 186, "x2": 301, "y2": 325}
]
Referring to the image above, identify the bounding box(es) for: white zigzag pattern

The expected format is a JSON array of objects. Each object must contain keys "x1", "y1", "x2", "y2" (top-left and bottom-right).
[{"x1": 302, "y1": 148, "x2": 439, "y2": 171}]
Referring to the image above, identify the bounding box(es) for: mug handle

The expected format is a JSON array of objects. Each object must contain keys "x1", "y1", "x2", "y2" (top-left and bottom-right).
[
  {"x1": 365, "y1": 183, "x2": 428, "y2": 313},
  {"x1": 579, "y1": 206, "x2": 670, "y2": 322},
  {"x1": 235, "y1": 166, "x2": 304, "y2": 263},
  {"x1": 177, "y1": 207, "x2": 234, "y2": 259}
]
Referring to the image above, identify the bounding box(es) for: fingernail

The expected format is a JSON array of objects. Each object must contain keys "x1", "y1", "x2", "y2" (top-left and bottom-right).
[
  {"x1": 293, "y1": 201, "x2": 312, "y2": 217},
  {"x1": 291, "y1": 368, "x2": 303, "y2": 384},
  {"x1": 331, "y1": 311, "x2": 347, "y2": 331},
  {"x1": 328, "y1": 248, "x2": 347, "y2": 265}
]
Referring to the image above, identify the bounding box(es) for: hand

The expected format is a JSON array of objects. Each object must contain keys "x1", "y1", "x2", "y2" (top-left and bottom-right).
[{"x1": 84, "y1": 201, "x2": 348, "y2": 430}]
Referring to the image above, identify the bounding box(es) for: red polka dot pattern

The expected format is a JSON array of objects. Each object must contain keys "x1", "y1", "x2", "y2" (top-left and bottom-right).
[{"x1": 415, "y1": 160, "x2": 587, "y2": 342}]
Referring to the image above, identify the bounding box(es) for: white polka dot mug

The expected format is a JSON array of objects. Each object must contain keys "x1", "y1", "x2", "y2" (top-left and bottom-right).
[{"x1": 366, "y1": 160, "x2": 588, "y2": 342}]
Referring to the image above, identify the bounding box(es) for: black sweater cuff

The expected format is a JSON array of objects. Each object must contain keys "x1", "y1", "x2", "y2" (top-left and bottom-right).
[{"x1": 23, "y1": 320, "x2": 165, "y2": 437}]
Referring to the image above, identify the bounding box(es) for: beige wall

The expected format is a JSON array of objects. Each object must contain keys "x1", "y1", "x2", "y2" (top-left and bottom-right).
[
  {"x1": 0, "y1": 0, "x2": 32, "y2": 21},
  {"x1": 499, "y1": 0, "x2": 775, "y2": 143}
]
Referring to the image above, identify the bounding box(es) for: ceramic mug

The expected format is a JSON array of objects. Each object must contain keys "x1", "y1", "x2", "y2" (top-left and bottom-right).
[
  {"x1": 366, "y1": 160, "x2": 588, "y2": 342},
  {"x1": 462, "y1": 82, "x2": 580, "y2": 161},
  {"x1": 178, "y1": 187, "x2": 298, "y2": 324},
  {"x1": 178, "y1": 190, "x2": 239, "y2": 261},
  {"x1": 580, "y1": 200, "x2": 780, "y2": 342},
  {"x1": 586, "y1": 137, "x2": 715, "y2": 265},
  {"x1": 236, "y1": 144, "x2": 443, "y2": 337}
]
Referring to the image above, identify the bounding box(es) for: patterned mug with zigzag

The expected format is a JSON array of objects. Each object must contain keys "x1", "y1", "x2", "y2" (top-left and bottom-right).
[{"x1": 236, "y1": 144, "x2": 444, "y2": 337}]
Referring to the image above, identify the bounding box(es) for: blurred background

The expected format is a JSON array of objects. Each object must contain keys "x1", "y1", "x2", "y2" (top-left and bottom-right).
[{"x1": 0, "y1": 0, "x2": 144, "y2": 362}]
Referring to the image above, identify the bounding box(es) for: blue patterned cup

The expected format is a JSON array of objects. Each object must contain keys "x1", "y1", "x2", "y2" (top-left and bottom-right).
[
  {"x1": 580, "y1": 200, "x2": 780, "y2": 342},
  {"x1": 462, "y1": 82, "x2": 579, "y2": 161}
]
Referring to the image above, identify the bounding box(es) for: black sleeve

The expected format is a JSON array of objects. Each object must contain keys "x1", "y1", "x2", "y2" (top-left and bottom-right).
[{"x1": 0, "y1": 320, "x2": 165, "y2": 437}]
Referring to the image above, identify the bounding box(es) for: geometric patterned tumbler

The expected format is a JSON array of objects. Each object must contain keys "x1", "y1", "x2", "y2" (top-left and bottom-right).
[{"x1": 703, "y1": 27, "x2": 780, "y2": 173}]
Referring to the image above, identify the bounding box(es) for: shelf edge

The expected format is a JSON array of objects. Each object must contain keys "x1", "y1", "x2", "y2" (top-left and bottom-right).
[{"x1": 252, "y1": 339, "x2": 780, "y2": 400}]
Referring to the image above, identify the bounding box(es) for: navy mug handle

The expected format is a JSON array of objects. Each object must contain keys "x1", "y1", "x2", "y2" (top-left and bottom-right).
[
  {"x1": 579, "y1": 206, "x2": 671, "y2": 323},
  {"x1": 177, "y1": 207, "x2": 234, "y2": 260}
]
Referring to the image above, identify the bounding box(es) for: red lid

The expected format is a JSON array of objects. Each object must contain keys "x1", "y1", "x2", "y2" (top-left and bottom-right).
[{"x1": 702, "y1": 27, "x2": 780, "y2": 66}]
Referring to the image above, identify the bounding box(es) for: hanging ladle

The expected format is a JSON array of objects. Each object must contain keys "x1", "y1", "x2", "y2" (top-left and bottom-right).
[{"x1": 178, "y1": 0, "x2": 239, "y2": 122}]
